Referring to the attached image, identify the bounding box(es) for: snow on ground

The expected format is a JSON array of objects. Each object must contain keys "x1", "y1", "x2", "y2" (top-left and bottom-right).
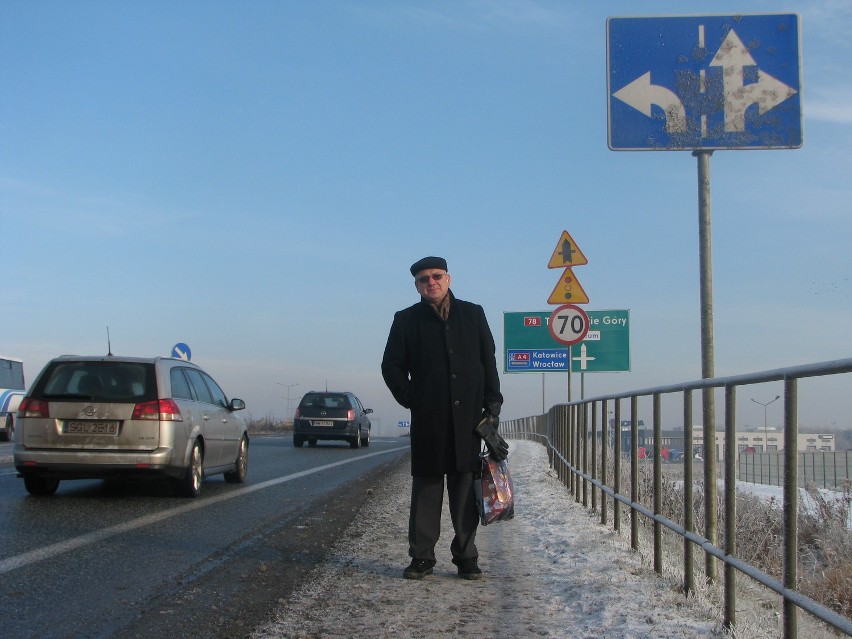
[
  {"x1": 736, "y1": 480, "x2": 852, "y2": 529},
  {"x1": 252, "y1": 440, "x2": 724, "y2": 639}
]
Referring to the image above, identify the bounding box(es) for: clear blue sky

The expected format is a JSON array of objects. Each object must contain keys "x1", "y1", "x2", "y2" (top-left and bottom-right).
[{"x1": 2, "y1": 1, "x2": 850, "y2": 433}]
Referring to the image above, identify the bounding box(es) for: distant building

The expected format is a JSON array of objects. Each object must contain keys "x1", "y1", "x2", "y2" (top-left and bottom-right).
[
  {"x1": 726, "y1": 429, "x2": 837, "y2": 453},
  {"x1": 691, "y1": 427, "x2": 835, "y2": 460},
  {"x1": 612, "y1": 425, "x2": 836, "y2": 461}
]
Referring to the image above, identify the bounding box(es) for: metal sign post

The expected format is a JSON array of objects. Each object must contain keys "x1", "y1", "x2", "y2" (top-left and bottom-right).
[{"x1": 695, "y1": 149, "x2": 718, "y2": 585}]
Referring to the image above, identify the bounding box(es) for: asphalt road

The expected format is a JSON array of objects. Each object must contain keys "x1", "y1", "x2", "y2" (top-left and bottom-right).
[{"x1": 0, "y1": 435, "x2": 410, "y2": 639}]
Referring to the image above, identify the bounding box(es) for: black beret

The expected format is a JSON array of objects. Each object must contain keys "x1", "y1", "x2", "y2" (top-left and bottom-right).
[{"x1": 410, "y1": 256, "x2": 448, "y2": 276}]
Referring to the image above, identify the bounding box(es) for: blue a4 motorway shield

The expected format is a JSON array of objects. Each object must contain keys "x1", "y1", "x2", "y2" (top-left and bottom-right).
[{"x1": 607, "y1": 14, "x2": 802, "y2": 151}]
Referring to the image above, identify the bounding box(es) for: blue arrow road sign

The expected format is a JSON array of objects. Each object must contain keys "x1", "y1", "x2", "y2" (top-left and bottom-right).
[
  {"x1": 171, "y1": 343, "x2": 191, "y2": 361},
  {"x1": 607, "y1": 14, "x2": 802, "y2": 151}
]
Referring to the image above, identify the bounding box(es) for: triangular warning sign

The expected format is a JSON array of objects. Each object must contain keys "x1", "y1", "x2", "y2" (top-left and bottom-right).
[
  {"x1": 548, "y1": 230, "x2": 588, "y2": 268},
  {"x1": 547, "y1": 267, "x2": 590, "y2": 304}
]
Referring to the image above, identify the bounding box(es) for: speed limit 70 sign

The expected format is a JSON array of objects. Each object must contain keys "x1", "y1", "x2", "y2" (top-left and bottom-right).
[{"x1": 548, "y1": 304, "x2": 589, "y2": 346}]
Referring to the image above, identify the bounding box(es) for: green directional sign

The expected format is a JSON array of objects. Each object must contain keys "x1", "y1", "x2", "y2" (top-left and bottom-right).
[
  {"x1": 503, "y1": 310, "x2": 629, "y2": 373},
  {"x1": 503, "y1": 311, "x2": 568, "y2": 373},
  {"x1": 573, "y1": 310, "x2": 630, "y2": 372}
]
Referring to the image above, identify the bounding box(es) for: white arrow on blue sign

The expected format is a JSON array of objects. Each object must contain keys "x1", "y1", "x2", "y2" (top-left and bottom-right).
[
  {"x1": 171, "y1": 343, "x2": 191, "y2": 361},
  {"x1": 607, "y1": 14, "x2": 802, "y2": 151}
]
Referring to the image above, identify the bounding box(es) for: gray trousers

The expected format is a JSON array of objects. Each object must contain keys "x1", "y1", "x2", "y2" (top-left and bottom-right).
[{"x1": 408, "y1": 472, "x2": 479, "y2": 563}]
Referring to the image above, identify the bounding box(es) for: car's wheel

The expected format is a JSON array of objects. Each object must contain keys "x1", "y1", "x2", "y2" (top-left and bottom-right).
[
  {"x1": 361, "y1": 428, "x2": 370, "y2": 447},
  {"x1": 224, "y1": 435, "x2": 248, "y2": 484},
  {"x1": 1, "y1": 414, "x2": 12, "y2": 442},
  {"x1": 174, "y1": 441, "x2": 203, "y2": 498},
  {"x1": 293, "y1": 435, "x2": 304, "y2": 448},
  {"x1": 24, "y1": 475, "x2": 60, "y2": 496},
  {"x1": 350, "y1": 431, "x2": 361, "y2": 449}
]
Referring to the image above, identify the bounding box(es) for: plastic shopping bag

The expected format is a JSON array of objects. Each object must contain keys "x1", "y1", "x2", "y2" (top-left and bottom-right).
[{"x1": 475, "y1": 452, "x2": 515, "y2": 526}]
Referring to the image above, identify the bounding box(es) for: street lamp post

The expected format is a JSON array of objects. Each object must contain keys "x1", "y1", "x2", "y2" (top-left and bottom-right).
[
  {"x1": 751, "y1": 395, "x2": 780, "y2": 451},
  {"x1": 278, "y1": 382, "x2": 300, "y2": 419}
]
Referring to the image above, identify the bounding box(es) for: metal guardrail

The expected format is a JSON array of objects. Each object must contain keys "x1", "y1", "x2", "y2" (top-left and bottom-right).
[
  {"x1": 738, "y1": 450, "x2": 852, "y2": 490},
  {"x1": 501, "y1": 357, "x2": 852, "y2": 639}
]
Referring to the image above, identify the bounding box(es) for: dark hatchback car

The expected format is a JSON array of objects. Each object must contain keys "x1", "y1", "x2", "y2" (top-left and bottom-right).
[{"x1": 293, "y1": 391, "x2": 372, "y2": 449}]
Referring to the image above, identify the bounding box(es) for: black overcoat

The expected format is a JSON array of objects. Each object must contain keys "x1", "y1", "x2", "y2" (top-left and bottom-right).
[{"x1": 381, "y1": 290, "x2": 503, "y2": 476}]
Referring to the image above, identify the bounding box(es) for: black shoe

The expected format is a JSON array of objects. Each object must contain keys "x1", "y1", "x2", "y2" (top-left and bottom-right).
[
  {"x1": 403, "y1": 558, "x2": 435, "y2": 580},
  {"x1": 455, "y1": 557, "x2": 482, "y2": 580}
]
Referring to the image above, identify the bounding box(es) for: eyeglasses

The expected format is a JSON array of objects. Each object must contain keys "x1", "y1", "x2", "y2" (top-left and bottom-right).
[{"x1": 416, "y1": 273, "x2": 446, "y2": 284}]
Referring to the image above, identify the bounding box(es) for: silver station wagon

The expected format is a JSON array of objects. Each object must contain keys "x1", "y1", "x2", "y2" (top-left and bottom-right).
[{"x1": 14, "y1": 355, "x2": 249, "y2": 497}]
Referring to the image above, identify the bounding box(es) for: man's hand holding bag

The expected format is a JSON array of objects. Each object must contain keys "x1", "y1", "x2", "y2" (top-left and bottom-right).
[
  {"x1": 474, "y1": 402, "x2": 509, "y2": 462},
  {"x1": 474, "y1": 402, "x2": 514, "y2": 525}
]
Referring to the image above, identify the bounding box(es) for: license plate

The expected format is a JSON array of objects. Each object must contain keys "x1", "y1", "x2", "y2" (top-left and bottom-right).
[
  {"x1": 64, "y1": 421, "x2": 120, "y2": 435},
  {"x1": 312, "y1": 420, "x2": 334, "y2": 427}
]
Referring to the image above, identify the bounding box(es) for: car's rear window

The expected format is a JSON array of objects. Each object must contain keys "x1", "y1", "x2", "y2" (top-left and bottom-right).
[
  {"x1": 34, "y1": 361, "x2": 157, "y2": 403},
  {"x1": 300, "y1": 393, "x2": 350, "y2": 410}
]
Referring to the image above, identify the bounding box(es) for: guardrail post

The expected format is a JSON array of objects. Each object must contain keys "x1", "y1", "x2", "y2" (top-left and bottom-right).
[
  {"x1": 582, "y1": 401, "x2": 589, "y2": 508},
  {"x1": 562, "y1": 405, "x2": 570, "y2": 490},
  {"x1": 583, "y1": 402, "x2": 597, "y2": 511},
  {"x1": 591, "y1": 400, "x2": 597, "y2": 512},
  {"x1": 613, "y1": 399, "x2": 621, "y2": 532},
  {"x1": 724, "y1": 385, "x2": 737, "y2": 630},
  {"x1": 683, "y1": 390, "x2": 695, "y2": 595},
  {"x1": 561, "y1": 406, "x2": 567, "y2": 486},
  {"x1": 557, "y1": 409, "x2": 562, "y2": 483},
  {"x1": 546, "y1": 411, "x2": 554, "y2": 470},
  {"x1": 631, "y1": 395, "x2": 639, "y2": 551},
  {"x1": 570, "y1": 404, "x2": 576, "y2": 499},
  {"x1": 577, "y1": 403, "x2": 583, "y2": 500},
  {"x1": 568, "y1": 404, "x2": 575, "y2": 493},
  {"x1": 653, "y1": 393, "x2": 662, "y2": 575},
  {"x1": 783, "y1": 379, "x2": 798, "y2": 639},
  {"x1": 576, "y1": 403, "x2": 583, "y2": 503},
  {"x1": 600, "y1": 398, "x2": 608, "y2": 526},
  {"x1": 556, "y1": 409, "x2": 562, "y2": 484},
  {"x1": 704, "y1": 383, "x2": 718, "y2": 583},
  {"x1": 560, "y1": 406, "x2": 567, "y2": 488}
]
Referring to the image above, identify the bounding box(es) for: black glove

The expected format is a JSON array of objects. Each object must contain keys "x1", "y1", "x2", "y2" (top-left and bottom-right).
[
  {"x1": 475, "y1": 411, "x2": 509, "y2": 462},
  {"x1": 486, "y1": 401, "x2": 501, "y2": 420}
]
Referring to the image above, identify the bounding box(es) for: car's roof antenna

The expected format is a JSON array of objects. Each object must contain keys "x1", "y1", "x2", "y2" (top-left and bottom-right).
[{"x1": 107, "y1": 326, "x2": 113, "y2": 356}]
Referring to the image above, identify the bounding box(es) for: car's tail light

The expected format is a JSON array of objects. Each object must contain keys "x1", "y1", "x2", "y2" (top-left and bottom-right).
[
  {"x1": 294, "y1": 408, "x2": 301, "y2": 419},
  {"x1": 132, "y1": 398, "x2": 183, "y2": 421},
  {"x1": 347, "y1": 409, "x2": 355, "y2": 421},
  {"x1": 18, "y1": 397, "x2": 49, "y2": 418}
]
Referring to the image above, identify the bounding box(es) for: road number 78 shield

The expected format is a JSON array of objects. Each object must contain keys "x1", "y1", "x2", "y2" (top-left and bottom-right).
[{"x1": 548, "y1": 304, "x2": 589, "y2": 346}]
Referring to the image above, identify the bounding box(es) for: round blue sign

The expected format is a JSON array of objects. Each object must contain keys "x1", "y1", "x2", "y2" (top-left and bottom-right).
[{"x1": 171, "y1": 343, "x2": 191, "y2": 361}]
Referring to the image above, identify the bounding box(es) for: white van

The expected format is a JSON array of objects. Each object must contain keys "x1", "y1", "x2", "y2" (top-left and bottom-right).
[{"x1": 0, "y1": 356, "x2": 26, "y2": 441}]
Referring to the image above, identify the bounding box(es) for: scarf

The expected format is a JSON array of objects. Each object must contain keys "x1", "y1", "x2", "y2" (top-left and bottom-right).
[{"x1": 430, "y1": 294, "x2": 451, "y2": 321}]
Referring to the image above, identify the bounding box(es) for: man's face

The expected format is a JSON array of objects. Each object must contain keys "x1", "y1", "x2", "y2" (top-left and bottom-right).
[{"x1": 414, "y1": 269, "x2": 451, "y2": 303}]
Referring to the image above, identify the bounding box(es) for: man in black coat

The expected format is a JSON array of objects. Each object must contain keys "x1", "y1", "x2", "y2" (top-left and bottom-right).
[{"x1": 381, "y1": 256, "x2": 503, "y2": 580}]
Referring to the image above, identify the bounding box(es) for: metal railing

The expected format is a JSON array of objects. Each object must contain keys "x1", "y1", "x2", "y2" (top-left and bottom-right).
[
  {"x1": 501, "y1": 357, "x2": 852, "y2": 639},
  {"x1": 738, "y1": 450, "x2": 852, "y2": 490}
]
